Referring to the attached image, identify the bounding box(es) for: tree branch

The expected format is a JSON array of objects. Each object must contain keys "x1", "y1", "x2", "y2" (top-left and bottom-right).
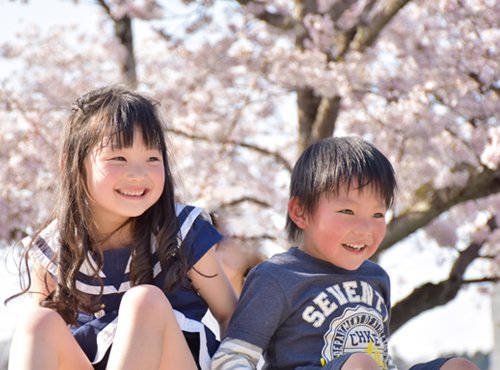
[
  {"x1": 327, "y1": 0, "x2": 358, "y2": 22},
  {"x1": 352, "y1": 0, "x2": 413, "y2": 51},
  {"x1": 390, "y1": 279, "x2": 460, "y2": 333},
  {"x1": 310, "y1": 96, "x2": 341, "y2": 144},
  {"x1": 379, "y1": 166, "x2": 500, "y2": 252},
  {"x1": 390, "y1": 215, "x2": 498, "y2": 332},
  {"x1": 462, "y1": 277, "x2": 499, "y2": 284},
  {"x1": 96, "y1": 0, "x2": 114, "y2": 20},
  {"x1": 168, "y1": 127, "x2": 293, "y2": 172},
  {"x1": 235, "y1": 0, "x2": 296, "y2": 30},
  {"x1": 225, "y1": 233, "x2": 277, "y2": 241},
  {"x1": 219, "y1": 195, "x2": 272, "y2": 209}
]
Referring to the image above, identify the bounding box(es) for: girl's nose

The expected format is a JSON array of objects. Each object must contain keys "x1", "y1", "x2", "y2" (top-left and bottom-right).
[{"x1": 126, "y1": 164, "x2": 146, "y2": 179}]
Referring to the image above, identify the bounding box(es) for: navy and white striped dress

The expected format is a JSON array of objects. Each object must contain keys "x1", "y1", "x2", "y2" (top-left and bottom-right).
[{"x1": 28, "y1": 204, "x2": 222, "y2": 370}]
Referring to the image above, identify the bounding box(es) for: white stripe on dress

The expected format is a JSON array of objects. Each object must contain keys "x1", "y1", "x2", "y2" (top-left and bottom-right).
[
  {"x1": 80, "y1": 252, "x2": 106, "y2": 278},
  {"x1": 92, "y1": 317, "x2": 118, "y2": 364},
  {"x1": 75, "y1": 281, "x2": 117, "y2": 295},
  {"x1": 174, "y1": 309, "x2": 211, "y2": 370},
  {"x1": 178, "y1": 206, "x2": 203, "y2": 241}
]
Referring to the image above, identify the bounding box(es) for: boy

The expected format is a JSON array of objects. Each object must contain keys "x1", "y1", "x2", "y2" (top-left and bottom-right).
[{"x1": 211, "y1": 137, "x2": 478, "y2": 370}]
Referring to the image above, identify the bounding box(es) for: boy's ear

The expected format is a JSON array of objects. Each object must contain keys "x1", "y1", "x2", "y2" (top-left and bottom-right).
[{"x1": 288, "y1": 197, "x2": 307, "y2": 229}]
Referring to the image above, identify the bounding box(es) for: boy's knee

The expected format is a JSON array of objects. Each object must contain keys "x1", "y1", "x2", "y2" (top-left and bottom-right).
[
  {"x1": 441, "y1": 358, "x2": 479, "y2": 370},
  {"x1": 342, "y1": 353, "x2": 379, "y2": 370}
]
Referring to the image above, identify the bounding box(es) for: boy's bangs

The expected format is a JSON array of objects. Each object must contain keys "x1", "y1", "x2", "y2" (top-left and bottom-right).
[{"x1": 344, "y1": 172, "x2": 394, "y2": 209}]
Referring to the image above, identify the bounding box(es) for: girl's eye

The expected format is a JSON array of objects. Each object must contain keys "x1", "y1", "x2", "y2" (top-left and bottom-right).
[
  {"x1": 111, "y1": 156, "x2": 126, "y2": 161},
  {"x1": 338, "y1": 209, "x2": 354, "y2": 215},
  {"x1": 148, "y1": 156, "x2": 161, "y2": 162},
  {"x1": 373, "y1": 213, "x2": 385, "y2": 219}
]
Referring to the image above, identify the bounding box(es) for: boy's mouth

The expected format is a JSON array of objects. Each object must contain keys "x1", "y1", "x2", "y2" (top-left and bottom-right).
[{"x1": 342, "y1": 243, "x2": 366, "y2": 251}]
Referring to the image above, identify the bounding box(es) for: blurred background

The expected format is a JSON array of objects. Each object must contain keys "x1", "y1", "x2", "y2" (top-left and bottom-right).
[{"x1": 0, "y1": 0, "x2": 498, "y2": 369}]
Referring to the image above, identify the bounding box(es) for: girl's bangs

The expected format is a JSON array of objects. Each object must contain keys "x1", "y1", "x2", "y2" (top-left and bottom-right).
[{"x1": 92, "y1": 110, "x2": 165, "y2": 151}]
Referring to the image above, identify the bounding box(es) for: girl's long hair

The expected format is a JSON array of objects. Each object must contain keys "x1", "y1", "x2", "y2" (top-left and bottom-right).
[{"x1": 14, "y1": 86, "x2": 188, "y2": 324}]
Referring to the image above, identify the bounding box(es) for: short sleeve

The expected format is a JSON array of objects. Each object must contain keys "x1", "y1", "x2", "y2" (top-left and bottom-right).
[
  {"x1": 176, "y1": 204, "x2": 222, "y2": 267},
  {"x1": 26, "y1": 221, "x2": 60, "y2": 278},
  {"x1": 225, "y1": 264, "x2": 288, "y2": 350}
]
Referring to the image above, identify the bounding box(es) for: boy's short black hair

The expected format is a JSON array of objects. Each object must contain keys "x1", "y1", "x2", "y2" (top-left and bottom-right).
[{"x1": 285, "y1": 136, "x2": 397, "y2": 242}]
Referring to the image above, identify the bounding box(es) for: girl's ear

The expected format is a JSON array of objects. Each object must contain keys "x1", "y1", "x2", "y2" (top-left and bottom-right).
[{"x1": 288, "y1": 197, "x2": 307, "y2": 229}]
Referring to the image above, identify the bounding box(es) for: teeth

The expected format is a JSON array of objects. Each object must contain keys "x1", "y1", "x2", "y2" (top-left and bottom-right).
[
  {"x1": 120, "y1": 190, "x2": 145, "y2": 196},
  {"x1": 344, "y1": 243, "x2": 365, "y2": 250}
]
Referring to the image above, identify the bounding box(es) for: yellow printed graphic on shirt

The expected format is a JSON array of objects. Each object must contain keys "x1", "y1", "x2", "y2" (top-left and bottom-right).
[{"x1": 321, "y1": 306, "x2": 390, "y2": 370}]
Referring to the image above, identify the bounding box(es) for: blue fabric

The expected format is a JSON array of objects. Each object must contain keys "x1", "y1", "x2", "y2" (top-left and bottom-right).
[
  {"x1": 33, "y1": 204, "x2": 222, "y2": 367},
  {"x1": 225, "y1": 247, "x2": 393, "y2": 370}
]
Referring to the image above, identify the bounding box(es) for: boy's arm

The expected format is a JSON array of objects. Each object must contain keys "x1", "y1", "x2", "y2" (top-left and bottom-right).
[
  {"x1": 211, "y1": 337, "x2": 263, "y2": 370},
  {"x1": 211, "y1": 264, "x2": 286, "y2": 369}
]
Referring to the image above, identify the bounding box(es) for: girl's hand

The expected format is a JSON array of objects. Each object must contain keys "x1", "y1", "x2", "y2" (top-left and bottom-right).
[{"x1": 188, "y1": 247, "x2": 238, "y2": 337}]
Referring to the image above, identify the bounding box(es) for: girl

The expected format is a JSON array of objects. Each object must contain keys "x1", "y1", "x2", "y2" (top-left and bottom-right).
[{"x1": 7, "y1": 86, "x2": 237, "y2": 370}]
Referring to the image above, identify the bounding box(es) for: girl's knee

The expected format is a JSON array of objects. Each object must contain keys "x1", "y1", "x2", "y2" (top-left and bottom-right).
[
  {"x1": 120, "y1": 284, "x2": 171, "y2": 315},
  {"x1": 342, "y1": 353, "x2": 379, "y2": 370},
  {"x1": 16, "y1": 307, "x2": 66, "y2": 336},
  {"x1": 441, "y1": 358, "x2": 479, "y2": 370}
]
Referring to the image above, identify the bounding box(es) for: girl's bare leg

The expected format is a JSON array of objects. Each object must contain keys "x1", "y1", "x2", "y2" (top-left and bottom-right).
[
  {"x1": 106, "y1": 285, "x2": 197, "y2": 370},
  {"x1": 8, "y1": 307, "x2": 92, "y2": 370},
  {"x1": 341, "y1": 353, "x2": 380, "y2": 370}
]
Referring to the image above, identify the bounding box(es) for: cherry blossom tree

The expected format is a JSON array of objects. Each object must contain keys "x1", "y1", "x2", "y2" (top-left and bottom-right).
[{"x1": 1, "y1": 0, "x2": 498, "y2": 336}]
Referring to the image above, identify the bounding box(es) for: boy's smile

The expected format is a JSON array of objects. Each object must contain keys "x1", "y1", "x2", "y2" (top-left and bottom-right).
[{"x1": 291, "y1": 185, "x2": 387, "y2": 270}]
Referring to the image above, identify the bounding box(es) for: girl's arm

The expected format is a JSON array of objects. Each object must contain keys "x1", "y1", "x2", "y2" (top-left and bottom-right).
[
  {"x1": 30, "y1": 259, "x2": 55, "y2": 306},
  {"x1": 188, "y1": 247, "x2": 238, "y2": 337}
]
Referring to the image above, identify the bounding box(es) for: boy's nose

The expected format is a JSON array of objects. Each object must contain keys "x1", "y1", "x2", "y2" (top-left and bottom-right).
[{"x1": 352, "y1": 219, "x2": 374, "y2": 235}]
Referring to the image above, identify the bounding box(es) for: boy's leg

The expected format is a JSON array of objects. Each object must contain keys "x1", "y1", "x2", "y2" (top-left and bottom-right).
[
  {"x1": 339, "y1": 353, "x2": 380, "y2": 370},
  {"x1": 8, "y1": 307, "x2": 93, "y2": 370},
  {"x1": 410, "y1": 357, "x2": 479, "y2": 370},
  {"x1": 440, "y1": 358, "x2": 479, "y2": 370},
  {"x1": 106, "y1": 285, "x2": 197, "y2": 370}
]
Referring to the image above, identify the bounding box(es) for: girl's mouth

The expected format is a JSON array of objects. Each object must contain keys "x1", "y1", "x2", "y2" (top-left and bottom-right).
[{"x1": 117, "y1": 189, "x2": 146, "y2": 197}]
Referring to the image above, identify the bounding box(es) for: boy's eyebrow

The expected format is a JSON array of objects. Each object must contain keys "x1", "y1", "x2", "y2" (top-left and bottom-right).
[{"x1": 334, "y1": 195, "x2": 387, "y2": 209}]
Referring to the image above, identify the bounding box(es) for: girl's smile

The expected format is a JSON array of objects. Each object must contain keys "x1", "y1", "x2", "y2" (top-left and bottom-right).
[
  {"x1": 117, "y1": 189, "x2": 147, "y2": 197},
  {"x1": 85, "y1": 126, "x2": 165, "y2": 234}
]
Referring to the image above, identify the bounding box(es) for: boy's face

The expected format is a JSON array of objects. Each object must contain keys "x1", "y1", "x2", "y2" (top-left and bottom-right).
[{"x1": 291, "y1": 185, "x2": 387, "y2": 270}]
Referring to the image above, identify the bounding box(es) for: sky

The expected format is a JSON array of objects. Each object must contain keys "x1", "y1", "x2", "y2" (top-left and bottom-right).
[{"x1": 0, "y1": 0, "x2": 495, "y2": 366}]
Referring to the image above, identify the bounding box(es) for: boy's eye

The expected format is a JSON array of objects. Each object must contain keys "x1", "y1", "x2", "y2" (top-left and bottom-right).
[
  {"x1": 338, "y1": 209, "x2": 354, "y2": 215},
  {"x1": 373, "y1": 213, "x2": 385, "y2": 219}
]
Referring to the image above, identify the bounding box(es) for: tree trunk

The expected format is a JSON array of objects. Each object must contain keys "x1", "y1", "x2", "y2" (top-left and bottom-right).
[
  {"x1": 97, "y1": 0, "x2": 137, "y2": 88},
  {"x1": 114, "y1": 16, "x2": 137, "y2": 89}
]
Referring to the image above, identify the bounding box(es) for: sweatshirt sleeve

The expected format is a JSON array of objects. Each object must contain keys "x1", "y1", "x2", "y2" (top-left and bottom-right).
[
  {"x1": 211, "y1": 337, "x2": 263, "y2": 370},
  {"x1": 223, "y1": 265, "x2": 289, "y2": 350}
]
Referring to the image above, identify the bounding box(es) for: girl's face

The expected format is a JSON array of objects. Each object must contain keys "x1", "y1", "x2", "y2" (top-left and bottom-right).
[
  {"x1": 294, "y1": 184, "x2": 387, "y2": 270},
  {"x1": 85, "y1": 126, "x2": 165, "y2": 234}
]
